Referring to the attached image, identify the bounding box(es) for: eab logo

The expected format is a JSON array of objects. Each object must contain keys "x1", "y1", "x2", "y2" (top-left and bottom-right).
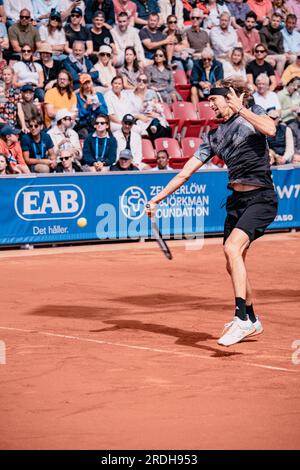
[
  {"x1": 120, "y1": 186, "x2": 147, "y2": 220},
  {"x1": 15, "y1": 184, "x2": 85, "y2": 221}
]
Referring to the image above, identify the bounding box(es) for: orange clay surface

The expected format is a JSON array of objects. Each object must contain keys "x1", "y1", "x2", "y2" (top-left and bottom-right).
[{"x1": 0, "y1": 232, "x2": 300, "y2": 450}]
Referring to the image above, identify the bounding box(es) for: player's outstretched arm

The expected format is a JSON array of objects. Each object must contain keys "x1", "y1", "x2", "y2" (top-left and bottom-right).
[{"x1": 145, "y1": 157, "x2": 204, "y2": 216}]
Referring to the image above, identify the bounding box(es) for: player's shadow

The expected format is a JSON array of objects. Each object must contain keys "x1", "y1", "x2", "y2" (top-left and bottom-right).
[{"x1": 90, "y1": 319, "x2": 242, "y2": 358}]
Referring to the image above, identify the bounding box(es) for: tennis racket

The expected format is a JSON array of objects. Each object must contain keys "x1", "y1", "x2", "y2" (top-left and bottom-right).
[{"x1": 145, "y1": 204, "x2": 173, "y2": 260}]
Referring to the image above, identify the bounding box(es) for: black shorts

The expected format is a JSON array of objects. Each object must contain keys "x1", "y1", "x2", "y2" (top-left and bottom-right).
[{"x1": 223, "y1": 187, "x2": 278, "y2": 244}]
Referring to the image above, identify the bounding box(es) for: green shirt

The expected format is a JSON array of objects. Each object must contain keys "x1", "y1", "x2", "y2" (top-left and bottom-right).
[{"x1": 8, "y1": 23, "x2": 40, "y2": 50}]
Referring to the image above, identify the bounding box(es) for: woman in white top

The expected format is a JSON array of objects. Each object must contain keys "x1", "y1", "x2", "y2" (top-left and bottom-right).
[
  {"x1": 93, "y1": 45, "x2": 116, "y2": 92},
  {"x1": 13, "y1": 44, "x2": 44, "y2": 101},
  {"x1": 203, "y1": 0, "x2": 230, "y2": 29},
  {"x1": 223, "y1": 47, "x2": 247, "y2": 79},
  {"x1": 38, "y1": 10, "x2": 67, "y2": 60},
  {"x1": 253, "y1": 73, "x2": 281, "y2": 112}
]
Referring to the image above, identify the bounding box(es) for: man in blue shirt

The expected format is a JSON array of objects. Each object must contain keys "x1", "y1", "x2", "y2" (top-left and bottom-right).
[
  {"x1": 21, "y1": 117, "x2": 56, "y2": 173},
  {"x1": 282, "y1": 14, "x2": 300, "y2": 61}
]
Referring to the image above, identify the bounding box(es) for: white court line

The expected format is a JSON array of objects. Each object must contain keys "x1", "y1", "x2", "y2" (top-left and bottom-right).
[{"x1": 0, "y1": 326, "x2": 297, "y2": 373}]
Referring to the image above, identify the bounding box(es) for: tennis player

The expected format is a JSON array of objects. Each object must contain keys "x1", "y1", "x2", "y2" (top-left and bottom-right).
[{"x1": 145, "y1": 77, "x2": 278, "y2": 346}]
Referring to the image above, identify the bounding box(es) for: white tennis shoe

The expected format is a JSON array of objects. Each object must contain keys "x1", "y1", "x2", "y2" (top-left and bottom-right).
[
  {"x1": 247, "y1": 315, "x2": 263, "y2": 337},
  {"x1": 218, "y1": 316, "x2": 256, "y2": 346}
]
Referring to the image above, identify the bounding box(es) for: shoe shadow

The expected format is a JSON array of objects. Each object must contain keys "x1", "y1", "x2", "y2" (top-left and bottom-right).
[{"x1": 90, "y1": 319, "x2": 243, "y2": 358}]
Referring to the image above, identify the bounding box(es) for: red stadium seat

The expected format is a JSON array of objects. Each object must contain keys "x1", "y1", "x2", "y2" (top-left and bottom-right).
[
  {"x1": 173, "y1": 69, "x2": 188, "y2": 85},
  {"x1": 172, "y1": 101, "x2": 198, "y2": 132},
  {"x1": 160, "y1": 102, "x2": 180, "y2": 137},
  {"x1": 170, "y1": 158, "x2": 190, "y2": 169},
  {"x1": 181, "y1": 119, "x2": 207, "y2": 138},
  {"x1": 197, "y1": 101, "x2": 216, "y2": 121},
  {"x1": 154, "y1": 138, "x2": 182, "y2": 159},
  {"x1": 181, "y1": 137, "x2": 203, "y2": 158},
  {"x1": 141, "y1": 138, "x2": 156, "y2": 164},
  {"x1": 160, "y1": 102, "x2": 173, "y2": 119}
]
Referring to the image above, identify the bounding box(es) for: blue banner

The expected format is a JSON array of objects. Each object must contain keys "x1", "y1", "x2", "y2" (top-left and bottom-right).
[{"x1": 0, "y1": 167, "x2": 299, "y2": 245}]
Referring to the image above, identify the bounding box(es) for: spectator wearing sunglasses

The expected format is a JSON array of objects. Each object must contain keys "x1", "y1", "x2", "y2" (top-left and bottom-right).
[
  {"x1": 185, "y1": 9, "x2": 209, "y2": 60},
  {"x1": 64, "y1": 7, "x2": 93, "y2": 56},
  {"x1": 190, "y1": 47, "x2": 224, "y2": 105},
  {"x1": 113, "y1": 113, "x2": 142, "y2": 167},
  {"x1": 246, "y1": 43, "x2": 277, "y2": 92},
  {"x1": 47, "y1": 108, "x2": 82, "y2": 159},
  {"x1": 82, "y1": 114, "x2": 117, "y2": 171},
  {"x1": 55, "y1": 149, "x2": 83, "y2": 173},
  {"x1": 21, "y1": 117, "x2": 56, "y2": 173},
  {"x1": 159, "y1": 0, "x2": 184, "y2": 29},
  {"x1": 93, "y1": 45, "x2": 117, "y2": 91},
  {"x1": 8, "y1": 9, "x2": 41, "y2": 53}
]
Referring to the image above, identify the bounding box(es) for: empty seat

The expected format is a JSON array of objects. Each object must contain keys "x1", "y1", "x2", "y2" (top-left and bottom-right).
[
  {"x1": 154, "y1": 138, "x2": 182, "y2": 159},
  {"x1": 181, "y1": 137, "x2": 203, "y2": 158},
  {"x1": 141, "y1": 138, "x2": 156, "y2": 164}
]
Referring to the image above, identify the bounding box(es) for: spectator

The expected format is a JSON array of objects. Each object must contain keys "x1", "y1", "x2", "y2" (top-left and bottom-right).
[
  {"x1": 5, "y1": 2, "x2": 34, "y2": 26},
  {"x1": 247, "y1": 0, "x2": 273, "y2": 29},
  {"x1": 44, "y1": 69, "x2": 77, "y2": 128},
  {"x1": 139, "y1": 12, "x2": 170, "y2": 61},
  {"x1": 253, "y1": 73, "x2": 281, "y2": 111},
  {"x1": 286, "y1": 0, "x2": 300, "y2": 31},
  {"x1": 75, "y1": 73, "x2": 108, "y2": 138},
  {"x1": 190, "y1": 47, "x2": 224, "y2": 105},
  {"x1": 236, "y1": 11, "x2": 261, "y2": 63},
  {"x1": 90, "y1": 11, "x2": 116, "y2": 60},
  {"x1": 0, "y1": 153, "x2": 9, "y2": 175},
  {"x1": 227, "y1": 0, "x2": 251, "y2": 27},
  {"x1": 151, "y1": 149, "x2": 171, "y2": 170},
  {"x1": 0, "y1": 13, "x2": 9, "y2": 54},
  {"x1": 118, "y1": 47, "x2": 141, "y2": 89},
  {"x1": 246, "y1": 43, "x2": 277, "y2": 91},
  {"x1": 17, "y1": 83, "x2": 43, "y2": 133},
  {"x1": 141, "y1": 88, "x2": 172, "y2": 140},
  {"x1": 82, "y1": 114, "x2": 117, "y2": 171},
  {"x1": 203, "y1": 0, "x2": 230, "y2": 29},
  {"x1": 281, "y1": 53, "x2": 300, "y2": 85},
  {"x1": 8, "y1": 8, "x2": 41, "y2": 53},
  {"x1": 38, "y1": 9, "x2": 67, "y2": 60},
  {"x1": 63, "y1": 40, "x2": 100, "y2": 90},
  {"x1": 146, "y1": 47, "x2": 178, "y2": 103},
  {"x1": 93, "y1": 45, "x2": 117, "y2": 91},
  {"x1": 0, "y1": 66, "x2": 22, "y2": 127},
  {"x1": 13, "y1": 43, "x2": 45, "y2": 101},
  {"x1": 277, "y1": 77, "x2": 300, "y2": 124},
  {"x1": 164, "y1": 14, "x2": 193, "y2": 70},
  {"x1": 64, "y1": 7, "x2": 93, "y2": 56},
  {"x1": 282, "y1": 14, "x2": 300, "y2": 62},
  {"x1": 105, "y1": 75, "x2": 137, "y2": 131},
  {"x1": 37, "y1": 43, "x2": 62, "y2": 91},
  {"x1": 289, "y1": 110, "x2": 300, "y2": 159},
  {"x1": 182, "y1": 1, "x2": 209, "y2": 25},
  {"x1": 113, "y1": 0, "x2": 137, "y2": 26},
  {"x1": 259, "y1": 12, "x2": 287, "y2": 76},
  {"x1": 110, "y1": 148, "x2": 139, "y2": 170},
  {"x1": 267, "y1": 108, "x2": 294, "y2": 164},
  {"x1": 0, "y1": 124, "x2": 30, "y2": 173},
  {"x1": 113, "y1": 113, "x2": 142, "y2": 166},
  {"x1": 84, "y1": 0, "x2": 115, "y2": 29},
  {"x1": 134, "y1": 0, "x2": 161, "y2": 29},
  {"x1": 223, "y1": 47, "x2": 246, "y2": 79},
  {"x1": 21, "y1": 117, "x2": 56, "y2": 173},
  {"x1": 111, "y1": 12, "x2": 146, "y2": 66},
  {"x1": 55, "y1": 148, "x2": 83, "y2": 173},
  {"x1": 272, "y1": 0, "x2": 290, "y2": 22},
  {"x1": 185, "y1": 9, "x2": 209, "y2": 60},
  {"x1": 126, "y1": 73, "x2": 156, "y2": 130},
  {"x1": 210, "y1": 12, "x2": 238, "y2": 62},
  {"x1": 159, "y1": 0, "x2": 184, "y2": 29},
  {"x1": 47, "y1": 108, "x2": 82, "y2": 159}
]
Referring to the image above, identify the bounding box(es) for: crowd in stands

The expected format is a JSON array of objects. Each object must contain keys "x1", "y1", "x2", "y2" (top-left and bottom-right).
[{"x1": 0, "y1": 0, "x2": 300, "y2": 176}]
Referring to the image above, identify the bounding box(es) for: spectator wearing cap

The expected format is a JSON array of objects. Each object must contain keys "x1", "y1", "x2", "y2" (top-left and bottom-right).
[
  {"x1": 37, "y1": 44, "x2": 63, "y2": 91},
  {"x1": 47, "y1": 108, "x2": 82, "y2": 159},
  {"x1": 38, "y1": 10, "x2": 67, "y2": 60},
  {"x1": 8, "y1": 8, "x2": 41, "y2": 53},
  {"x1": 75, "y1": 73, "x2": 108, "y2": 138},
  {"x1": 289, "y1": 110, "x2": 300, "y2": 161},
  {"x1": 55, "y1": 148, "x2": 83, "y2": 173},
  {"x1": 21, "y1": 117, "x2": 56, "y2": 173},
  {"x1": 17, "y1": 83, "x2": 43, "y2": 133},
  {"x1": 63, "y1": 40, "x2": 100, "y2": 90},
  {"x1": 277, "y1": 77, "x2": 300, "y2": 124},
  {"x1": 44, "y1": 69, "x2": 77, "y2": 128},
  {"x1": 246, "y1": 43, "x2": 277, "y2": 92},
  {"x1": 267, "y1": 109, "x2": 294, "y2": 165},
  {"x1": 90, "y1": 11, "x2": 117, "y2": 61},
  {"x1": 151, "y1": 149, "x2": 171, "y2": 170},
  {"x1": 12, "y1": 42, "x2": 45, "y2": 101},
  {"x1": 113, "y1": 114, "x2": 142, "y2": 167},
  {"x1": 64, "y1": 7, "x2": 93, "y2": 56},
  {"x1": 84, "y1": 0, "x2": 115, "y2": 29},
  {"x1": 0, "y1": 125, "x2": 30, "y2": 173},
  {"x1": 111, "y1": 12, "x2": 146, "y2": 67},
  {"x1": 0, "y1": 66, "x2": 22, "y2": 128},
  {"x1": 82, "y1": 114, "x2": 117, "y2": 171},
  {"x1": 110, "y1": 148, "x2": 139, "y2": 171},
  {"x1": 113, "y1": 0, "x2": 137, "y2": 27},
  {"x1": 93, "y1": 45, "x2": 117, "y2": 90},
  {"x1": 253, "y1": 73, "x2": 281, "y2": 112}
]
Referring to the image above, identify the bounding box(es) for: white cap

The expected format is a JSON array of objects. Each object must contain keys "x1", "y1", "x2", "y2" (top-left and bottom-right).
[{"x1": 55, "y1": 109, "x2": 73, "y2": 122}]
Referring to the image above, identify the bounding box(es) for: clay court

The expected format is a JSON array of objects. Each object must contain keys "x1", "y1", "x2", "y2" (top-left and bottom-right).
[{"x1": 0, "y1": 232, "x2": 300, "y2": 450}]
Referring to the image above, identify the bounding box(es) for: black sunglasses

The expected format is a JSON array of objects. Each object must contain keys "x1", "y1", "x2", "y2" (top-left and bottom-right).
[
  {"x1": 62, "y1": 116, "x2": 72, "y2": 121},
  {"x1": 22, "y1": 49, "x2": 32, "y2": 53},
  {"x1": 71, "y1": 14, "x2": 81, "y2": 18},
  {"x1": 155, "y1": 53, "x2": 164, "y2": 57},
  {"x1": 20, "y1": 15, "x2": 30, "y2": 19},
  {"x1": 255, "y1": 49, "x2": 266, "y2": 53},
  {"x1": 61, "y1": 156, "x2": 72, "y2": 160},
  {"x1": 100, "y1": 52, "x2": 111, "y2": 57},
  {"x1": 191, "y1": 16, "x2": 201, "y2": 20},
  {"x1": 29, "y1": 123, "x2": 40, "y2": 129},
  {"x1": 95, "y1": 121, "x2": 107, "y2": 125},
  {"x1": 168, "y1": 20, "x2": 177, "y2": 24},
  {"x1": 137, "y1": 78, "x2": 148, "y2": 83},
  {"x1": 123, "y1": 121, "x2": 133, "y2": 125}
]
